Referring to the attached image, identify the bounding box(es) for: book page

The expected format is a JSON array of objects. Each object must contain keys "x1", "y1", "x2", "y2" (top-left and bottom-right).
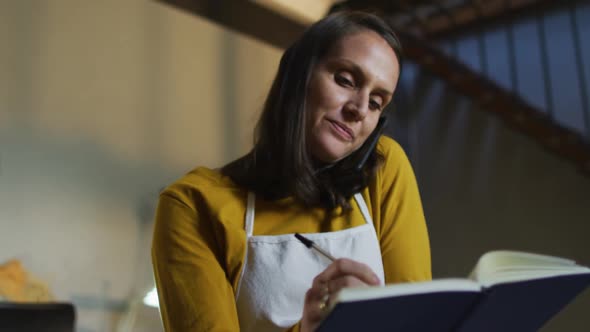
[
  {"x1": 469, "y1": 250, "x2": 590, "y2": 286},
  {"x1": 335, "y1": 279, "x2": 480, "y2": 303}
]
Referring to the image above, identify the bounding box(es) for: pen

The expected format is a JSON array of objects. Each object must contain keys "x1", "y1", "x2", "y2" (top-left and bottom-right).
[{"x1": 294, "y1": 233, "x2": 336, "y2": 262}]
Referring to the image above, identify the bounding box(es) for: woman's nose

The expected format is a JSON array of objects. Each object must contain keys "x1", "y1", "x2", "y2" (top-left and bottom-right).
[{"x1": 343, "y1": 93, "x2": 369, "y2": 121}]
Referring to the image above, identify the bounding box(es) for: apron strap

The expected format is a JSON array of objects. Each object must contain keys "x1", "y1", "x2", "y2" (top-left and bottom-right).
[
  {"x1": 245, "y1": 192, "x2": 256, "y2": 237},
  {"x1": 353, "y1": 193, "x2": 373, "y2": 226}
]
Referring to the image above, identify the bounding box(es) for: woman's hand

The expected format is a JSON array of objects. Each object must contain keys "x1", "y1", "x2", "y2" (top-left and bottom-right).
[{"x1": 300, "y1": 258, "x2": 381, "y2": 332}]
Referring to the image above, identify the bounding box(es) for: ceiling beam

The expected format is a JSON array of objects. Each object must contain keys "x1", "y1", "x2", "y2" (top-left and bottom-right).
[
  {"x1": 156, "y1": 0, "x2": 305, "y2": 49},
  {"x1": 337, "y1": 0, "x2": 586, "y2": 39},
  {"x1": 252, "y1": 0, "x2": 337, "y2": 25},
  {"x1": 419, "y1": 0, "x2": 576, "y2": 39}
]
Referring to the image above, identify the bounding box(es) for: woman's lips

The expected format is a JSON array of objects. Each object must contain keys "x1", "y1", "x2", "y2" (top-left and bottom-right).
[{"x1": 327, "y1": 119, "x2": 354, "y2": 141}]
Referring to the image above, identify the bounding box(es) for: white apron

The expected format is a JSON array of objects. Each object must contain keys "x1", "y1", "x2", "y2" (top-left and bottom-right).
[{"x1": 235, "y1": 192, "x2": 385, "y2": 332}]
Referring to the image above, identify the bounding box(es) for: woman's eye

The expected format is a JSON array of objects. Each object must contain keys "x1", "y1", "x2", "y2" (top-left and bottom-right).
[
  {"x1": 335, "y1": 74, "x2": 354, "y2": 87},
  {"x1": 369, "y1": 100, "x2": 382, "y2": 111}
]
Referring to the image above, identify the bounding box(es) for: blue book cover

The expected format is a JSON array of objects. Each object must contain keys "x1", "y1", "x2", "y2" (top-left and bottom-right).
[{"x1": 317, "y1": 251, "x2": 590, "y2": 332}]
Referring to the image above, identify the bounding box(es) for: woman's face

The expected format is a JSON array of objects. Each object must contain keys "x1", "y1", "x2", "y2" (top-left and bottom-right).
[{"x1": 306, "y1": 30, "x2": 400, "y2": 163}]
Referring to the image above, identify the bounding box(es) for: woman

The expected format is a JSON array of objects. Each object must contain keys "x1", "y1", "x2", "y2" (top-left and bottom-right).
[{"x1": 152, "y1": 11, "x2": 431, "y2": 332}]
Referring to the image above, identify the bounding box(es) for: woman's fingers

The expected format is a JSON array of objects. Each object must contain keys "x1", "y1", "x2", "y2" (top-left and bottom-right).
[
  {"x1": 303, "y1": 285, "x2": 329, "y2": 323},
  {"x1": 311, "y1": 259, "x2": 380, "y2": 317},
  {"x1": 312, "y1": 258, "x2": 381, "y2": 290},
  {"x1": 305, "y1": 281, "x2": 329, "y2": 307},
  {"x1": 325, "y1": 275, "x2": 368, "y2": 295},
  {"x1": 301, "y1": 259, "x2": 381, "y2": 332}
]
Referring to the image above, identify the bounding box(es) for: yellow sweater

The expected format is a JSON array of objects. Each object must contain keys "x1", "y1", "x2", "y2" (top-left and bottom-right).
[{"x1": 152, "y1": 136, "x2": 431, "y2": 332}]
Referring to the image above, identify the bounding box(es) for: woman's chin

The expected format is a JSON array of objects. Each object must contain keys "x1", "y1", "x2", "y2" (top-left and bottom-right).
[
  {"x1": 309, "y1": 135, "x2": 356, "y2": 163},
  {"x1": 311, "y1": 146, "x2": 351, "y2": 164}
]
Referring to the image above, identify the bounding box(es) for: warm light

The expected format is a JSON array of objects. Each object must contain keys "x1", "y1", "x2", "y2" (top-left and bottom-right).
[
  {"x1": 143, "y1": 287, "x2": 159, "y2": 308},
  {"x1": 253, "y1": 0, "x2": 339, "y2": 24}
]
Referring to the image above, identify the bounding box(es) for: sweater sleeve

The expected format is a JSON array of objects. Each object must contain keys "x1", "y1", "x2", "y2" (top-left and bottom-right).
[
  {"x1": 152, "y1": 193, "x2": 240, "y2": 332},
  {"x1": 377, "y1": 138, "x2": 432, "y2": 283}
]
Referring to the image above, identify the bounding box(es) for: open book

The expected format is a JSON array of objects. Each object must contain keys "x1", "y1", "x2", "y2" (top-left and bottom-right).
[{"x1": 318, "y1": 251, "x2": 590, "y2": 332}]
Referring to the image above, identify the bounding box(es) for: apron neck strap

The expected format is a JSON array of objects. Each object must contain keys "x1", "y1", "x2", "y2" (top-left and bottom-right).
[
  {"x1": 245, "y1": 192, "x2": 256, "y2": 236},
  {"x1": 353, "y1": 193, "x2": 373, "y2": 225}
]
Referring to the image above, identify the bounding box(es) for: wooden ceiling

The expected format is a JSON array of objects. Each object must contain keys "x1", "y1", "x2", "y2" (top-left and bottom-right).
[
  {"x1": 157, "y1": 0, "x2": 581, "y2": 46},
  {"x1": 336, "y1": 0, "x2": 573, "y2": 38}
]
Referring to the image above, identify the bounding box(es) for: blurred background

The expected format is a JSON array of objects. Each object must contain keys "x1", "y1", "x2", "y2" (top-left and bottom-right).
[{"x1": 0, "y1": 0, "x2": 588, "y2": 331}]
